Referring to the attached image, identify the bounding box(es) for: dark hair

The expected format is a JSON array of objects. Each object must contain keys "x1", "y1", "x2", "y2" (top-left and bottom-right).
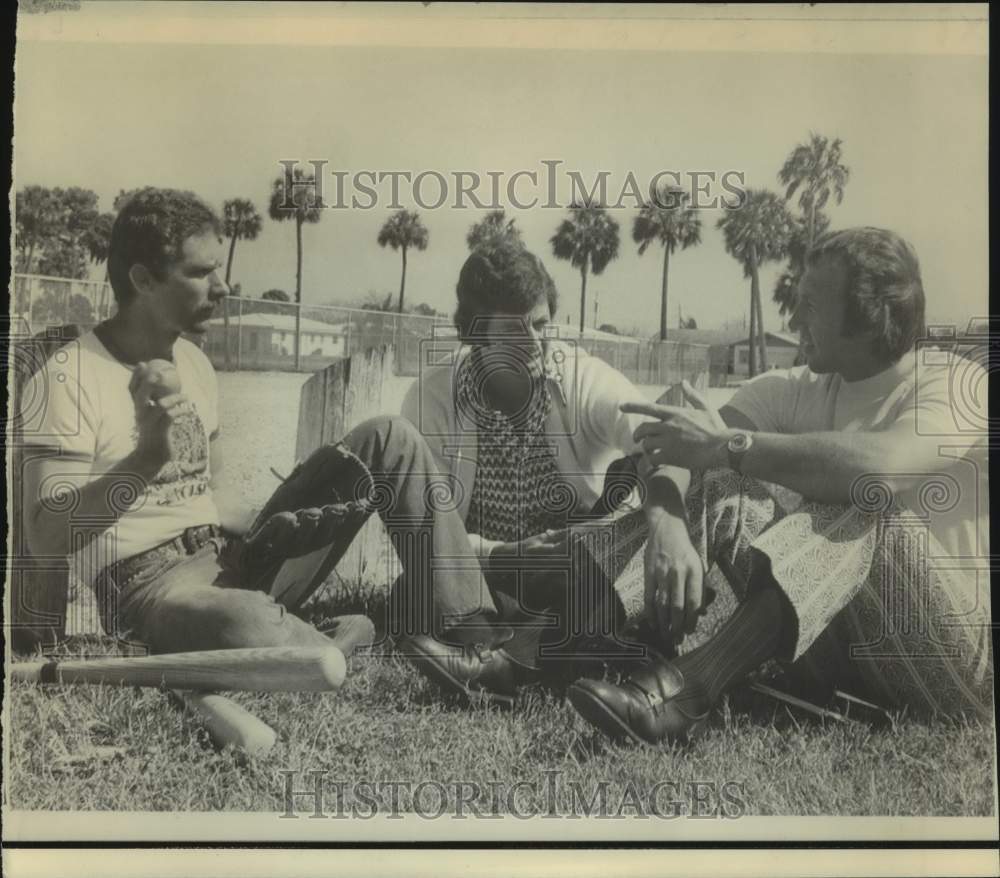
[
  {"x1": 107, "y1": 187, "x2": 221, "y2": 306},
  {"x1": 454, "y1": 240, "x2": 558, "y2": 340},
  {"x1": 806, "y1": 227, "x2": 925, "y2": 362}
]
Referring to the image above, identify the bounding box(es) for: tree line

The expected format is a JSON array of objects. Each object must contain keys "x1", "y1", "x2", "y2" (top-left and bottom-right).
[{"x1": 14, "y1": 133, "x2": 848, "y2": 377}]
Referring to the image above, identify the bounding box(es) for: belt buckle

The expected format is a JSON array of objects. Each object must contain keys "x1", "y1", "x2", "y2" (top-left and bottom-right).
[{"x1": 182, "y1": 526, "x2": 208, "y2": 554}]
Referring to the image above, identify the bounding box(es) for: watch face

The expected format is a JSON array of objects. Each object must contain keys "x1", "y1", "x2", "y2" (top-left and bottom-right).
[{"x1": 728, "y1": 432, "x2": 751, "y2": 453}]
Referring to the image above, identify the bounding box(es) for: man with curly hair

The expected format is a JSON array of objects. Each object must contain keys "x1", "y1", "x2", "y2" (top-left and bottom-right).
[
  {"x1": 19, "y1": 188, "x2": 512, "y2": 675},
  {"x1": 400, "y1": 239, "x2": 699, "y2": 703}
]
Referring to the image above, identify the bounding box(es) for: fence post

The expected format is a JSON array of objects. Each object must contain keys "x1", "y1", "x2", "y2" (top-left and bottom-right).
[
  {"x1": 223, "y1": 295, "x2": 232, "y2": 371},
  {"x1": 292, "y1": 345, "x2": 396, "y2": 595},
  {"x1": 236, "y1": 297, "x2": 243, "y2": 370},
  {"x1": 294, "y1": 301, "x2": 302, "y2": 372}
]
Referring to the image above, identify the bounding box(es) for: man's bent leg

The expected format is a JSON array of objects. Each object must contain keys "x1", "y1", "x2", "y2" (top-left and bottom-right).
[
  {"x1": 341, "y1": 415, "x2": 499, "y2": 644},
  {"x1": 570, "y1": 468, "x2": 992, "y2": 742},
  {"x1": 117, "y1": 545, "x2": 374, "y2": 655},
  {"x1": 342, "y1": 415, "x2": 517, "y2": 704}
]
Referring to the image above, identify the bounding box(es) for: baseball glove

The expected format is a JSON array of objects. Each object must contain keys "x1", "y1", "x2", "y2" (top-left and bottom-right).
[{"x1": 236, "y1": 442, "x2": 376, "y2": 597}]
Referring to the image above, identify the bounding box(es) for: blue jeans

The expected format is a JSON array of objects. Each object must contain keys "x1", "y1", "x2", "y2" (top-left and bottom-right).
[
  {"x1": 95, "y1": 415, "x2": 496, "y2": 655},
  {"x1": 102, "y1": 537, "x2": 375, "y2": 656}
]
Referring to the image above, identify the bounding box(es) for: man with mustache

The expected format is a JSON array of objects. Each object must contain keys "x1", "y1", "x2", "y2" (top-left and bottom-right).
[
  {"x1": 22, "y1": 188, "x2": 672, "y2": 697},
  {"x1": 19, "y1": 188, "x2": 538, "y2": 676}
]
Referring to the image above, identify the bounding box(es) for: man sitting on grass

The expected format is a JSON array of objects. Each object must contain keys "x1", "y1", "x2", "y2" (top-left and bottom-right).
[
  {"x1": 400, "y1": 240, "x2": 699, "y2": 702},
  {"x1": 567, "y1": 227, "x2": 993, "y2": 744},
  {"x1": 19, "y1": 187, "x2": 536, "y2": 674}
]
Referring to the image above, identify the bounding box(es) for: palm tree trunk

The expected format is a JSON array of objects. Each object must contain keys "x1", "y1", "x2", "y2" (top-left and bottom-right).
[
  {"x1": 579, "y1": 262, "x2": 588, "y2": 337},
  {"x1": 808, "y1": 202, "x2": 816, "y2": 249},
  {"x1": 294, "y1": 215, "x2": 303, "y2": 371},
  {"x1": 747, "y1": 277, "x2": 757, "y2": 377},
  {"x1": 398, "y1": 245, "x2": 407, "y2": 313},
  {"x1": 755, "y1": 280, "x2": 768, "y2": 370},
  {"x1": 750, "y1": 246, "x2": 768, "y2": 372},
  {"x1": 225, "y1": 231, "x2": 238, "y2": 285},
  {"x1": 659, "y1": 246, "x2": 671, "y2": 342},
  {"x1": 395, "y1": 245, "x2": 407, "y2": 361}
]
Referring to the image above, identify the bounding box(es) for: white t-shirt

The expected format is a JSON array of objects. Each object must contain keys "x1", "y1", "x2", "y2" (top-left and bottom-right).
[
  {"x1": 21, "y1": 331, "x2": 221, "y2": 581},
  {"x1": 726, "y1": 349, "x2": 989, "y2": 561}
]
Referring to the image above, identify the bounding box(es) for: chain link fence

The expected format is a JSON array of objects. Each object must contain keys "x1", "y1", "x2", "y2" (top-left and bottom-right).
[
  {"x1": 12, "y1": 273, "x2": 115, "y2": 330},
  {"x1": 12, "y1": 276, "x2": 712, "y2": 386}
]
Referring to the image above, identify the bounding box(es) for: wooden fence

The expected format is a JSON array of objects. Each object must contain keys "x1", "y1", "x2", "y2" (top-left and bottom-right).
[
  {"x1": 291, "y1": 343, "x2": 711, "y2": 590},
  {"x1": 294, "y1": 345, "x2": 398, "y2": 587}
]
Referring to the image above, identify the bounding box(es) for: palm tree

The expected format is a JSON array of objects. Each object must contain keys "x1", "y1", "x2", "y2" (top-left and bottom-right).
[
  {"x1": 632, "y1": 185, "x2": 702, "y2": 341},
  {"x1": 778, "y1": 132, "x2": 849, "y2": 249},
  {"x1": 466, "y1": 209, "x2": 523, "y2": 251},
  {"x1": 772, "y1": 212, "x2": 831, "y2": 316},
  {"x1": 268, "y1": 168, "x2": 324, "y2": 368},
  {"x1": 717, "y1": 189, "x2": 794, "y2": 376},
  {"x1": 222, "y1": 198, "x2": 262, "y2": 286},
  {"x1": 550, "y1": 203, "x2": 620, "y2": 336},
  {"x1": 376, "y1": 210, "x2": 429, "y2": 313}
]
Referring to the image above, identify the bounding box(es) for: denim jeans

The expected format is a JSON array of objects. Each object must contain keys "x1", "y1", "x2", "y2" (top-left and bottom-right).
[{"x1": 95, "y1": 415, "x2": 496, "y2": 655}]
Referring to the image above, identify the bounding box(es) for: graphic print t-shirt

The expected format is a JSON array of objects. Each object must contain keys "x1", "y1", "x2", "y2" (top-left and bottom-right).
[{"x1": 21, "y1": 331, "x2": 221, "y2": 581}]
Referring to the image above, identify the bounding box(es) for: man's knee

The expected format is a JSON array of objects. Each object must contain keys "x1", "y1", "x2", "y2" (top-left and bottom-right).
[
  {"x1": 353, "y1": 414, "x2": 421, "y2": 451},
  {"x1": 346, "y1": 414, "x2": 431, "y2": 469},
  {"x1": 152, "y1": 586, "x2": 292, "y2": 651}
]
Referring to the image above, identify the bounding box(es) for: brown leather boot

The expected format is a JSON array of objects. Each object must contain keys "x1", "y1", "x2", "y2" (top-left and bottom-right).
[
  {"x1": 567, "y1": 659, "x2": 711, "y2": 745},
  {"x1": 400, "y1": 623, "x2": 520, "y2": 708}
]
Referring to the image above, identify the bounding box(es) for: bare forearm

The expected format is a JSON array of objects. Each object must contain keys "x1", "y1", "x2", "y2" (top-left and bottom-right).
[
  {"x1": 736, "y1": 430, "x2": 925, "y2": 504},
  {"x1": 641, "y1": 462, "x2": 690, "y2": 523}
]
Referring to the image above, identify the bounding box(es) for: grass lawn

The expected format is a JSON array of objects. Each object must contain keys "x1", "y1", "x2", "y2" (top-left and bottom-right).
[
  {"x1": 5, "y1": 582, "x2": 995, "y2": 817},
  {"x1": 6, "y1": 372, "x2": 994, "y2": 818}
]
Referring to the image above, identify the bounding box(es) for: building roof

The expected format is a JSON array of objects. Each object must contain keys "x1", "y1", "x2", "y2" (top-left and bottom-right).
[
  {"x1": 659, "y1": 328, "x2": 747, "y2": 347},
  {"x1": 551, "y1": 326, "x2": 641, "y2": 344},
  {"x1": 205, "y1": 313, "x2": 345, "y2": 334},
  {"x1": 730, "y1": 330, "x2": 800, "y2": 348}
]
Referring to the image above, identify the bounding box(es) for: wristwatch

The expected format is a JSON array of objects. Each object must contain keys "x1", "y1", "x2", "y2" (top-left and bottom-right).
[{"x1": 726, "y1": 431, "x2": 754, "y2": 473}]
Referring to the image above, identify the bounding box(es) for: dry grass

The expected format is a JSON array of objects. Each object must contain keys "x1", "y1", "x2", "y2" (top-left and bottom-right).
[
  {"x1": 6, "y1": 584, "x2": 995, "y2": 816},
  {"x1": 9, "y1": 371, "x2": 995, "y2": 816}
]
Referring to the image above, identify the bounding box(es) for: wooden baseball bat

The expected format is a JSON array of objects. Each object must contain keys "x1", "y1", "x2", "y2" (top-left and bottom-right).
[
  {"x1": 10, "y1": 645, "x2": 346, "y2": 692},
  {"x1": 170, "y1": 691, "x2": 277, "y2": 758}
]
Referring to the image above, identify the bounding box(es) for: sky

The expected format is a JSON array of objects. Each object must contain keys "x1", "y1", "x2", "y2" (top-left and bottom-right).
[{"x1": 13, "y1": 4, "x2": 988, "y2": 335}]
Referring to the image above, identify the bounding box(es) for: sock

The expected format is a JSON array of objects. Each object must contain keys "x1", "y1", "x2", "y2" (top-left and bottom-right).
[{"x1": 666, "y1": 580, "x2": 788, "y2": 713}]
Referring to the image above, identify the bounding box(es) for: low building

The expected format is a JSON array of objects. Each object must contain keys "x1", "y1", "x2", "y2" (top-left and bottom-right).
[
  {"x1": 203, "y1": 312, "x2": 347, "y2": 369},
  {"x1": 728, "y1": 330, "x2": 801, "y2": 377},
  {"x1": 656, "y1": 328, "x2": 747, "y2": 386}
]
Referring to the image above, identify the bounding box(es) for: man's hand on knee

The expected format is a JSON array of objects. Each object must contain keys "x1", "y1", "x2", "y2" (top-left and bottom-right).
[{"x1": 643, "y1": 514, "x2": 706, "y2": 645}]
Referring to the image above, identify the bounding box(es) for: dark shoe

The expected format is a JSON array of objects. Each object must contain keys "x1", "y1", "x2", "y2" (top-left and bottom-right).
[
  {"x1": 402, "y1": 633, "x2": 519, "y2": 708},
  {"x1": 567, "y1": 660, "x2": 710, "y2": 746}
]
